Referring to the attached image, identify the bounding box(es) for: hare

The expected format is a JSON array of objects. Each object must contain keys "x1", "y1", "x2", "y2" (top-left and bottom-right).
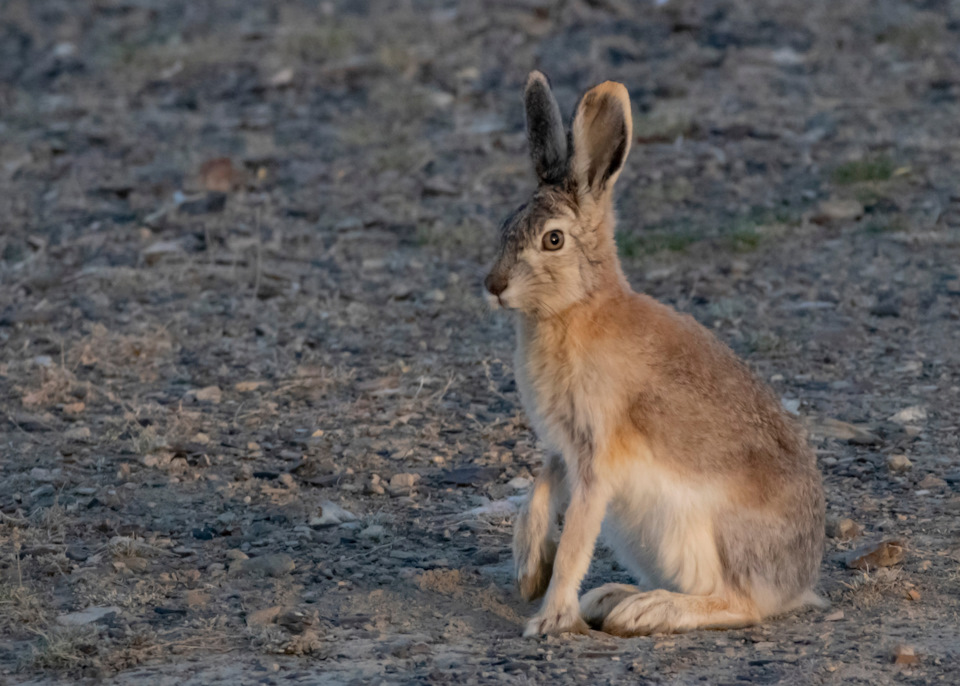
[{"x1": 484, "y1": 72, "x2": 825, "y2": 638}]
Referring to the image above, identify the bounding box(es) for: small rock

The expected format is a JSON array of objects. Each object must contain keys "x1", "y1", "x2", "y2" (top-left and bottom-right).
[
  {"x1": 918, "y1": 474, "x2": 947, "y2": 490},
  {"x1": 225, "y1": 549, "x2": 248, "y2": 562},
  {"x1": 826, "y1": 517, "x2": 862, "y2": 540},
  {"x1": 365, "y1": 474, "x2": 386, "y2": 495},
  {"x1": 892, "y1": 644, "x2": 919, "y2": 665},
  {"x1": 247, "y1": 605, "x2": 283, "y2": 627},
  {"x1": 905, "y1": 589, "x2": 921, "y2": 602},
  {"x1": 29, "y1": 467, "x2": 61, "y2": 482},
  {"x1": 124, "y1": 557, "x2": 150, "y2": 573},
  {"x1": 390, "y1": 473, "x2": 420, "y2": 490},
  {"x1": 269, "y1": 67, "x2": 295, "y2": 87},
  {"x1": 824, "y1": 610, "x2": 844, "y2": 621},
  {"x1": 846, "y1": 540, "x2": 904, "y2": 570},
  {"x1": 462, "y1": 497, "x2": 525, "y2": 518},
  {"x1": 422, "y1": 176, "x2": 459, "y2": 196},
  {"x1": 358, "y1": 524, "x2": 386, "y2": 542},
  {"x1": 64, "y1": 426, "x2": 91, "y2": 441},
  {"x1": 185, "y1": 590, "x2": 209, "y2": 607},
  {"x1": 440, "y1": 466, "x2": 501, "y2": 486},
  {"x1": 235, "y1": 380, "x2": 266, "y2": 392},
  {"x1": 57, "y1": 606, "x2": 121, "y2": 626},
  {"x1": 231, "y1": 553, "x2": 295, "y2": 577},
  {"x1": 886, "y1": 454, "x2": 913, "y2": 473},
  {"x1": 65, "y1": 547, "x2": 89, "y2": 562},
  {"x1": 277, "y1": 609, "x2": 313, "y2": 634},
  {"x1": 199, "y1": 158, "x2": 237, "y2": 193},
  {"x1": 62, "y1": 401, "x2": 85, "y2": 416},
  {"x1": 191, "y1": 432, "x2": 211, "y2": 445},
  {"x1": 29, "y1": 484, "x2": 55, "y2": 500},
  {"x1": 186, "y1": 386, "x2": 222, "y2": 404},
  {"x1": 179, "y1": 191, "x2": 227, "y2": 215},
  {"x1": 812, "y1": 198, "x2": 864, "y2": 224},
  {"x1": 781, "y1": 397, "x2": 801, "y2": 415},
  {"x1": 192, "y1": 526, "x2": 216, "y2": 541},
  {"x1": 143, "y1": 240, "x2": 185, "y2": 265},
  {"x1": 869, "y1": 300, "x2": 900, "y2": 318},
  {"x1": 309, "y1": 501, "x2": 357, "y2": 528},
  {"x1": 508, "y1": 476, "x2": 532, "y2": 490},
  {"x1": 809, "y1": 418, "x2": 881, "y2": 445},
  {"x1": 888, "y1": 406, "x2": 927, "y2": 425}
]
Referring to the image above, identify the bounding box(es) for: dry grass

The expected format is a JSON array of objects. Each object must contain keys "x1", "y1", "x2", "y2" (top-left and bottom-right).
[
  {"x1": 0, "y1": 583, "x2": 48, "y2": 636},
  {"x1": 835, "y1": 568, "x2": 905, "y2": 609},
  {"x1": 20, "y1": 626, "x2": 100, "y2": 672}
]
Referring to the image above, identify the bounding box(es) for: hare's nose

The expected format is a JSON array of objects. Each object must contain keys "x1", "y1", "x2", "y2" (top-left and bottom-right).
[{"x1": 485, "y1": 272, "x2": 508, "y2": 296}]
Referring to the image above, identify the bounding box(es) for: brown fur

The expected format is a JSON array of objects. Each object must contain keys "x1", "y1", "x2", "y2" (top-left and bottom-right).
[{"x1": 487, "y1": 72, "x2": 824, "y2": 638}]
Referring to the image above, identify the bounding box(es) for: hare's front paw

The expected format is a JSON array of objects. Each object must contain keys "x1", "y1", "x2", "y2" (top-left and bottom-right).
[
  {"x1": 513, "y1": 519, "x2": 556, "y2": 602},
  {"x1": 523, "y1": 603, "x2": 589, "y2": 638}
]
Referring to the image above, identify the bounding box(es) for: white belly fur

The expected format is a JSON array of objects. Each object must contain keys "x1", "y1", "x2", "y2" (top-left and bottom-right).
[{"x1": 599, "y1": 458, "x2": 727, "y2": 598}]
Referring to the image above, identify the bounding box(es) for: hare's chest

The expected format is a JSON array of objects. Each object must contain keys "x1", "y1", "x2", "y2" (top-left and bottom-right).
[{"x1": 514, "y1": 339, "x2": 600, "y2": 462}]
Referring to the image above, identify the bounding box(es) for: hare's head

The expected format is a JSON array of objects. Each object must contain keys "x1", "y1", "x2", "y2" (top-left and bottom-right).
[{"x1": 485, "y1": 72, "x2": 633, "y2": 316}]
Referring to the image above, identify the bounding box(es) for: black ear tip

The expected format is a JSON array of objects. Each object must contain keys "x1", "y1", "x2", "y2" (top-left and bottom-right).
[{"x1": 525, "y1": 70, "x2": 551, "y2": 93}]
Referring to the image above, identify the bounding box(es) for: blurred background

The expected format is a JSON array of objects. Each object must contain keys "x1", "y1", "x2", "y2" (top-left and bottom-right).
[{"x1": 1, "y1": 0, "x2": 959, "y2": 682}]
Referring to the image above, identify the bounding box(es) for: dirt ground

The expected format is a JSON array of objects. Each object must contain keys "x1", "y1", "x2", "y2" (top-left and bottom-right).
[{"x1": 1, "y1": 0, "x2": 959, "y2": 683}]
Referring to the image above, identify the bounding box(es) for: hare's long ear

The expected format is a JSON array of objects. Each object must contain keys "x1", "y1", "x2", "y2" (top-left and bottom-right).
[
  {"x1": 569, "y1": 81, "x2": 632, "y2": 199},
  {"x1": 524, "y1": 71, "x2": 568, "y2": 185}
]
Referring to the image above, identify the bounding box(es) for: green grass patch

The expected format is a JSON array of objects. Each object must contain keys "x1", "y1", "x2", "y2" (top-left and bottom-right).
[
  {"x1": 862, "y1": 217, "x2": 907, "y2": 235},
  {"x1": 724, "y1": 228, "x2": 763, "y2": 252},
  {"x1": 616, "y1": 230, "x2": 699, "y2": 258},
  {"x1": 832, "y1": 156, "x2": 895, "y2": 185}
]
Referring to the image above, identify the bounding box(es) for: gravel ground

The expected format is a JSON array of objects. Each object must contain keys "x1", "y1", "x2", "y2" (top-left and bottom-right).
[{"x1": 1, "y1": 0, "x2": 959, "y2": 683}]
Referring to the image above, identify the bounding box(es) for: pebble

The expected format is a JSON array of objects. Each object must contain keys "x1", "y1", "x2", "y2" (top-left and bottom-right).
[
  {"x1": 886, "y1": 454, "x2": 913, "y2": 473},
  {"x1": 185, "y1": 590, "x2": 209, "y2": 607},
  {"x1": 358, "y1": 524, "x2": 387, "y2": 542},
  {"x1": 247, "y1": 605, "x2": 283, "y2": 627},
  {"x1": 225, "y1": 549, "x2": 248, "y2": 561},
  {"x1": 29, "y1": 484, "x2": 56, "y2": 500},
  {"x1": 277, "y1": 609, "x2": 313, "y2": 634},
  {"x1": 309, "y1": 501, "x2": 357, "y2": 528},
  {"x1": 65, "y1": 547, "x2": 89, "y2": 562},
  {"x1": 57, "y1": 606, "x2": 121, "y2": 626},
  {"x1": 826, "y1": 517, "x2": 862, "y2": 540},
  {"x1": 811, "y1": 198, "x2": 864, "y2": 224},
  {"x1": 143, "y1": 240, "x2": 185, "y2": 264},
  {"x1": 185, "y1": 386, "x2": 222, "y2": 404},
  {"x1": 888, "y1": 406, "x2": 927, "y2": 425},
  {"x1": 892, "y1": 644, "x2": 919, "y2": 665},
  {"x1": 390, "y1": 473, "x2": 420, "y2": 490},
  {"x1": 366, "y1": 474, "x2": 386, "y2": 495},
  {"x1": 846, "y1": 540, "x2": 904, "y2": 570},
  {"x1": 918, "y1": 474, "x2": 947, "y2": 489},
  {"x1": 30, "y1": 467, "x2": 61, "y2": 482},
  {"x1": 508, "y1": 476, "x2": 532, "y2": 490},
  {"x1": 231, "y1": 553, "x2": 295, "y2": 577}
]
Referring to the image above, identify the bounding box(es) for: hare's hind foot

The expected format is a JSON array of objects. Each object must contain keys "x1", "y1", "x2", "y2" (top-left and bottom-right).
[
  {"x1": 579, "y1": 583, "x2": 641, "y2": 629},
  {"x1": 600, "y1": 589, "x2": 760, "y2": 637}
]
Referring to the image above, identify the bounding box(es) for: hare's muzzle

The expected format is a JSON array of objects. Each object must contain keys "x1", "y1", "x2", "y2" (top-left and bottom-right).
[{"x1": 485, "y1": 271, "x2": 508, "y2": 297}]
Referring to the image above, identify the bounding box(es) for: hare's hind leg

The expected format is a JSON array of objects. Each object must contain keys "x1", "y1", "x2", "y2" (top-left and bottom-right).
[
  {"x1": 602, "y1": 590, "x2": 760, "y2": 637},
  {"x1": 513, "y1": 453, "x2": 568, "y2": 601},
  {"x1": 579, "y1": 583, "x2": 641, "y2": 629}
]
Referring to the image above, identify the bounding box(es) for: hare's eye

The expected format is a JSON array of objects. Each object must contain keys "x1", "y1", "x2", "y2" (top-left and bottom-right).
[{"x1": 542, "y1": 229, "x2": 564, "y2": 251}]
